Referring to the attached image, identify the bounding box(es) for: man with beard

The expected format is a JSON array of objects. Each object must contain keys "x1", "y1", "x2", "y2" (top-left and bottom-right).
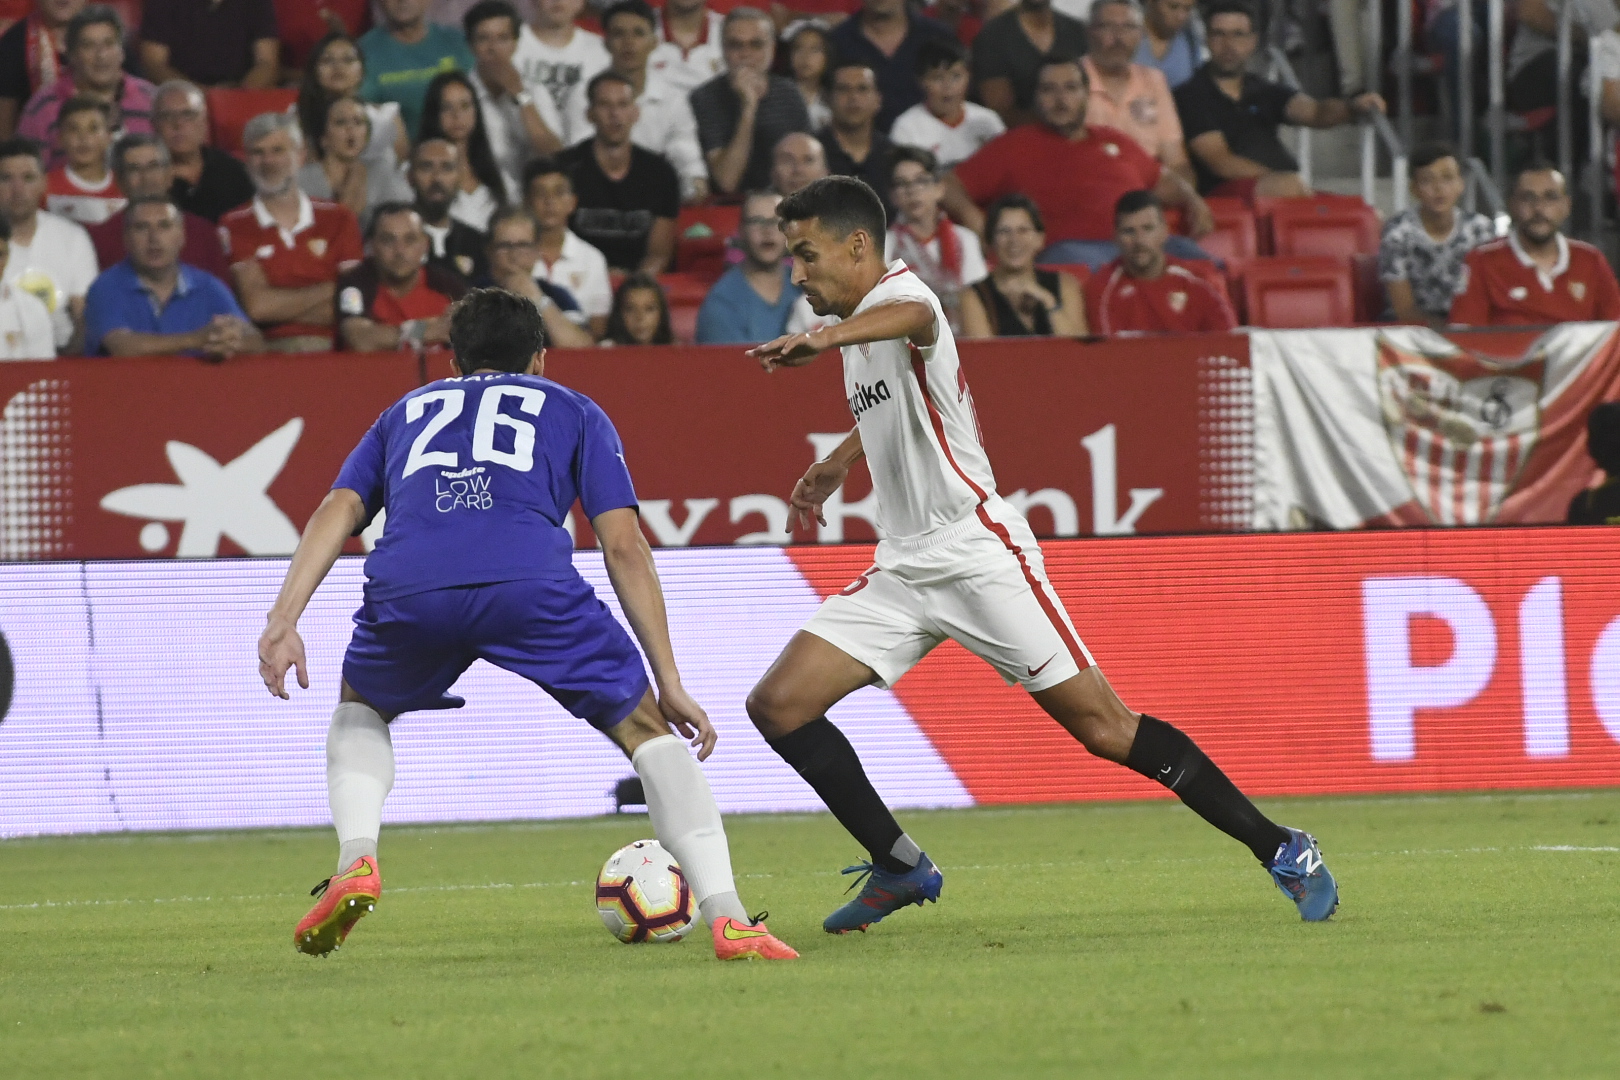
[
  {"x1": 971, "y1": 0, "x2": 1087, "y2": 128},
  {"x1": 695, "y1": 188, "x2": 800, "y2": 343},
  {"x1": 1084, "y1": 189, "x2": 1235, "y2": 335},
  {"x1": 337, "y1": 201, "x2": 468, "y2": 349},
  {"x1": 559, "y1": 71, "x2": 678, "y2": 273},
  {"x1": 409, "y1": 137, "x2": 490, "y2": 283}
]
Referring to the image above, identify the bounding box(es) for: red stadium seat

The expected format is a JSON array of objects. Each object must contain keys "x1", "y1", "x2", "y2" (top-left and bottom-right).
[
  {"x1": 657, "y1": 272, "x2": 712, "y2": 307},
  {"x1": 1267, "y1": 198, "x2": 1382, "y2": 260},
  {"x1": 207, "y1": 87, "x2": 299, "y2": 156},
  {"x1": 669, "y1": 301, "x2": 701, "y2": 344},
  {"x1": 1241, "y1": 257, "x2": 1355, "y2": 328},
  {"x1": 1200, "y1": 197, "x2": 1259, "y2": 268},
  {"x1": 676, "y1": 204, "x2": 741, "y2": 279}
]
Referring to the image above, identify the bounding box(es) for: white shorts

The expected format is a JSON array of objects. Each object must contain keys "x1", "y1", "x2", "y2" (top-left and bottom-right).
[{"x1": 802, "y1": 499, "x2": 1095, "y2": 693}]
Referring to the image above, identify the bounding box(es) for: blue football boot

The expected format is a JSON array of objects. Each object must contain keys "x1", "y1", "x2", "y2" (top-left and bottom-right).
[
  {"x1": 823, "y1": 853, "x2": 943, "y2": 933},
  {"x1": 1268, "y1": 828, "x2": 1339, "y2": 921}
]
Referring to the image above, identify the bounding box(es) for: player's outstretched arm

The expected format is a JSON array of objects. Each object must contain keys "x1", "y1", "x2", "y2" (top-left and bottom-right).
[
  {"x1": 258, "y1": 488, "x2": 367, "y2": 700},
  {"x1": 749, "y1": 299, "x2": 937, "y2": 372},
  {"x1": 594, "y1": 507, "x2": 718, "y2": 760}
]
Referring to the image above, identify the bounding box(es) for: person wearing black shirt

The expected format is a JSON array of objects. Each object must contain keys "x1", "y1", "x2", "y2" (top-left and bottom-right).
[
  {"x1": 826, "y1": 0, "x2": 957, "y2": 132},
  {"x1": 972, "y1": 0, "x2": 1088, "y2": 128},
  {"x1": 1569, "y1": 402, "x2": 1620, "y2": 526},
  {"x1": 816, "y1": 62, "x2": 893, "y2": 202},
  {"x1": 560, "y1": 71, "x2": 678, "y2": 272},
  {"x1": 154, "y1": 82, "x2": 256, "y2": 221},
  {"x1": 406, "y1": 137, "x2": 491, "y2": 284}
]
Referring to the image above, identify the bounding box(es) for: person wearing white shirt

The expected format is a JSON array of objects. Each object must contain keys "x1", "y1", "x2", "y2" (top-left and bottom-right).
[
  {"x1": 889, "y1": 38, "x2": 1004, "y2": 168},
  {"x1": 0, "y1": 221, "x2": 57, "y2": 360},
  {"x1": 523, "y1": 157, "x2": 613, "y2": 338},
  {"x1": 884, "y1": 146, "x2": 986, "y2": 333},
  {"x1": 0, "y1": 140, "x2": 98, "y2": 353},
  {"x1": 465, "y1": 0, "x2": 567, "y2": 188},
  {"x1": 603, "y1": 0, "x2": 709, "y2": 202},
  {"x1": 649, "y1": 0, "x2": 725, "y2": 96},
  {"x1": 513, "y1": 0, "x2": 612, "y2": 145}
]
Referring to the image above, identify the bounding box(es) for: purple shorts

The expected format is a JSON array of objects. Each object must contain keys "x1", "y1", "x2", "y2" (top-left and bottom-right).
[{"x1": 342, "y1": 577, "x2": 649, "y2": 728}]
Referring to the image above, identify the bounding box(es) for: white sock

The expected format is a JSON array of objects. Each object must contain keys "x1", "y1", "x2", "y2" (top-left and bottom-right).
[
  {"x1": 631, "y1": 734, "x2": 749, "y2": 927},
  {"x1": 327, "y1": 701, "x2": 394, "y2": 874}
]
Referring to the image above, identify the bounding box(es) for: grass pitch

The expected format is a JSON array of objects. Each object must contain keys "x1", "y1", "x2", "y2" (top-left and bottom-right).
[{"x1": 3, "y1": 793, "x2": 1619, "y2": 1079}]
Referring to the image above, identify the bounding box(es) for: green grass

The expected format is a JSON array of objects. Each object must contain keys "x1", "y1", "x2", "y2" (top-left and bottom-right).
[{"x1": 3, "y1": 793, "x2": 1619, "y2": 1079}]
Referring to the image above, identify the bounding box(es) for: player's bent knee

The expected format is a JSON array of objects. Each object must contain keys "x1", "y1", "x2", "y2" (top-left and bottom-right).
[{"x1": 605, "y1": 696, "x2": 673, "y2": 756}]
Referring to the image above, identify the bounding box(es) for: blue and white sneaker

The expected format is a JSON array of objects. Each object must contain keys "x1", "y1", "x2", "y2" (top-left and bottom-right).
[
  {"x1": 1268, "y1": 828, "x2": 1339, "y2": 921},
  {"x1": 823, "y1": 853, "x2": 944, "y2": 933}
]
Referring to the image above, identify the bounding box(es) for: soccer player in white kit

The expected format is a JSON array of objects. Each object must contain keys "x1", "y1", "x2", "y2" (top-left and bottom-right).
[{"x1": 746, "y1": 177, "x2": 1339, "y2": 932}]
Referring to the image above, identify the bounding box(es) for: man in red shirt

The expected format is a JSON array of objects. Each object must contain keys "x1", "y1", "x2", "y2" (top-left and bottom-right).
[
  {"x1": 1085, "y1": 189, "x2": 1236, "y2": 334},
  {"x1": 221, "y1": 112, "x2": 363, "y2": 350},
  {"x1": 336, "y1": 201, "x2": 468, "y2": 350},
  {"x1": 943, "y1": 51, "x2": 1213, "y2": 269},
  {"x1": 1450, "y1": 162, "x2": 1620, "y2": 326},
  {"x1": 88, "y1": 134, "x2": 230, "y2": 279}
]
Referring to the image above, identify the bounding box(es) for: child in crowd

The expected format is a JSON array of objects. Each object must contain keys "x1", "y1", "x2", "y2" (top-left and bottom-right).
[
  {"x1": 603, "y1": 272, "x2": 674, "y2": 345},
  {"x1": 885, "y1": 145, "x2": 987, "y2": 332},
  {"x1": 45, "y1": 96, "x2": 125, "y2": 226},
  {"x1": 782, "y1": 22, "x2": 832, "y2": 130},
  {"x1": 888, "y1": 38, "x2": 1004, "y2": 169},
  {"x1": 1378, "y1": 140, "x2": 1496, "y2": 327}
]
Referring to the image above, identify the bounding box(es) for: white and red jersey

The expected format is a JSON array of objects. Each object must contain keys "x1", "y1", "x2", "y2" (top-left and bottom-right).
[
  {"x1": 43, "y1": 166, "x2": 126, "y2": 226},
  {"x1": 841, "y1": 260, "x2": 1000, "y2": 542}
]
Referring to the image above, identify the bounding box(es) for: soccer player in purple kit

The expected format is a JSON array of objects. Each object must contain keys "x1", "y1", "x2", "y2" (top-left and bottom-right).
[{"x1": 257, "y1": 288, "x2": 796, "y2": 962}]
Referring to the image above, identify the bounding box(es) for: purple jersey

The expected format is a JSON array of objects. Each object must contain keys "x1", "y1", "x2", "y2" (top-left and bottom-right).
[{"x1": 334, "y1": 372, "x2": 637, "y2": 600}]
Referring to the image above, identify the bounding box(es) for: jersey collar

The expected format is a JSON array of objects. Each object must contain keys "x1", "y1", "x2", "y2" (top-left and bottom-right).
[
  {"x1": 1507, "y1": 228, "x2": 1568, "y2": 292},
  {"x1": 251, "y1": 189, "x2": 315, "y2": 248},
  {"x1": 658, "y1": 9, "x2": 715, "y2": 56}
]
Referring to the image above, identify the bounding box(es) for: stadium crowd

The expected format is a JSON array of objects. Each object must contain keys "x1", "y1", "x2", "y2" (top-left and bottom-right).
[{"x1": 1, "y1": 0, "x2": 1618, "y2": 360}]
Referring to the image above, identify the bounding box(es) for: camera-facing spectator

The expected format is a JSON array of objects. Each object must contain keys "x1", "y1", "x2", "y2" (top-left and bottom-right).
[
  {"x1": 84, "y1": 195, "x2": 261, "y2": 357},
  {"x1": 43, "y1": 94, "x2": 123, "y2": 224},
  {"x1": 601, "y1": 0, "x2": 707, "y2": 203},
  {"x1": 88, "y1": 133, "x2": 229, "y2": 279},
  {"x1": 1568, "y1": 402, "x2": 1620, "y2": 526},
  {"x1": 886, "y1": 146, "x2": 985, "y2": 332},
  {"x1": 522, "y1": 155, "x2": 612, "y2": 337},
  {"x1": 420, "y1": 70, "x2": 509, "y2": 231},
  {"x1": 817, "y1": 62, "x2": 893, "y2": 197},
  {"x1": 972, "y1": 0, "x2": 1088, "y2": 128},
  {"x1": 0, "y1": 135, "x2": 96, "y2": 351},
  {"x1": 649, "y1": 0, "x2": 724, "y2": 96},
  {"x1": 781, "y1": 21, "x2": 832, "y2": 130},
  {"x1": 512, "y1": 0, "x2": 610, "y2": 146},
  {"x1": 1138, "y1": 0, "x2": 1204, "y2": 88},
  {"x1": 484, "y1": 203, "x2": 595, "y2": 347},
  {"x1": 0, "y1": 0, "x2": 86, "y2": 139},
  {"x1": 827, "y1": 0, "x2": 958, "y2": 132},
  {"x1": 1084, "y1": 188, "x2": 1235, "y2": 334},
  {"x1": 0, "y1": 215, "x2": 56, "y2": 358},
  {"x1": 18, "y1": 5, "x2": 154, "y2": 168},
  {"x1": 695, "y1": 188, "x2": 800, "y2": 343},
  {"x1": 770, "y1": 130, "x2": 827, "y2": 196},
  {"x1": 297, "y1": 95, "x2": 415, "y2": 231},
  {"x1": 152, "y1": 81, "x2": 255, "y2": 222},
  {"x1": 890, "y1": 37, "x2": 1003, "y2": 169},
  {"x1": 409, "y1": 137, "x2": 492, "y2": 283},
  {"x1": 604, "y1": 269, "x2": 673, "y2": 345},
  {"x1": 466, "y1": 0, "x2": 566, "y2": 193},
  {"x1": 1083, "y1": 0, "x2": 1194, "y2": 187},
  {"x1": 140, "y1": 0, "x2": 280, "y2": 90},
  {"x1": 298, "y1": 32, "x2": 410, "y2": 176},
  {"x1": 560, "y1": 71, "x2": 679, "y2": 273},
  {"x1": 1450, "y1": 162, "x2": 1620, "y2": 326},
  {"x1": 223, "y1": 113, "x2": 364, "y2": 352},
  {"x1": 359, "y1": 0, "x2": 475, "y2": 140},
  {"x1": 959, "y1": 193, "x2": 1086, "y2": 337},
  {"x1": 336, "y1": 201, "x2": 470, "y2": 350},
  {"x1": 691, "y1": 7, "x2": 811, "y2": 197},
  {"x1": 1378, "y1": 142, "x2": 1495, "y2": 327}
]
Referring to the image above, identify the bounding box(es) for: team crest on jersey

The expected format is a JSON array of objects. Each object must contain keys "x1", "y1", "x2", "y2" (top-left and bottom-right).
[
  {"x1": 255, "y1": 244, "x2": 275, "y2": 260},
  {"x1": 1103, "y1": 142, "x2": 1120, "y2": 156},
  {"x1": 1508, "y1": 286, "x2": 1528, "y2": 301},
  {"x1": 1168, "y1": 291, "x2": 1187, "y2": 312},
  {"x1": 1570, "y1": 281, "x2": 1586, "y2": 300},
  {"x1": 309, "y1": 238, "x2": 328, "y2": 258}
]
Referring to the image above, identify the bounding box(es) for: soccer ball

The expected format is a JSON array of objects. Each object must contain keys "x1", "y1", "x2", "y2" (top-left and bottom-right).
[{"x1": 595, "y1": 839, "x2": 697, "y2": 943}]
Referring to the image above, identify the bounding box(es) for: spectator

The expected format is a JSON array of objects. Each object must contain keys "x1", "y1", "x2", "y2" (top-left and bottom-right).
[
  {"x1": 484, "y1": 202, "x2": 595, "y2": 346},
  {"x1": 420, "y1": 70, "x2": 509, "y2": 230},
  {"x1": 1378, "y1": 142, "x2": 1495, "y2": 327},
  {"x1": 827, "y1": 0, "x2": 957, "y2": 132},
  {"x1": 781, "y1": 21, "x2": 832, "y2": 129},
  {"x1": 18, "y1": 5, "x2": 154, "y2": 167},
  {"x1": 691, "y1": 6, "x2": 810, "y2": 196},
  {"x1": 1506, "y1": 0, "x2": 1614, "y2": 158},
  {"x1": 649, "y1": 0, "x2": 724, "y2": 96},
  {"x1": 222, "y1": 113, "x2": 364, "y2": 351},
  {"x1": 1175, "y1": 1, "x2": 1385, "y2": 201},
  {"x1": 695, "y1": 188, "x2": 800, "y2": 343},
  {"x1": 84, "y1": 195, "x2": 261, "y2": 356},
  {"x1": 1082, "y1": 0, "x2": 1194, "y2": 187},
  {"x1": 465, "y1": 0, "x2": 566, "y2": 194},
  {"x1": 885, "y1": 146, "x2": 985, "y2": 332},
  {"x1": 153, "y1": 81, "x2": 255, "y2": 222},
  {"x1": 959, "y1": 193, "x2": 1086, "y2": 336},
  {"x1": 1137, "y1": 0, "x2": 1203, "y2": 88},
  {"x1": 561, "y1": 71, "x2": 679, "y2": 272},
  {"x1": 889, "y1": 37, "x2": 1003, "y2": 169},
  {"x1": 923, "y1": 0, "x2": 984, "y2": 46},
  {"x1": 770, "y1": 130, "x2": 827, "y2": 195},
  {"x1": 945, "y1": 54, "x2": 1213, "y2": 269},
  {"x1": 88, "y1": 133, "x2": 230, "y2": 279},
  {"x1": 407, "y1": 139, "x2": 490, "y2": 284},
  {"x1": 601, "y1": 0, "x2": 707, "y2": 203},
  {"x1": 1084, "y1": 189, "x2": 1235, "y2": 334},
  {"x1": 337, "y1": 201, "x2": 469, "y2": 349},
  {"x1": 1450, "y1": 162, "x2": 1620, "y2": 326},
  {"x1": 43, "y1": 95, "x2": 124, "y2": 224},
  {"x1": 604, "y1": 269, "x2": 673, "y2": 344},
  {"x1": 298, "y1": 32, "x2": 410, "y2": 175},
  {"x1": 428, "y1": 0, "x2": 534, "y2": 28},
  {"x1": 0, "y1": 136, "x2": 95, "y2": 350},
  {"x1": 513, "y1": 0, "x2": 610, "y2": 145},
  {"x1": 359, "y1": 0, "x2": 475, "y2": 140},
  {"x1": 972, "y1": 0, "x2": 1087, "y2": 128},
  {"x1": 1568, "y1": 402, "x2": 1620, "y2": 525},
  {"x1": 139, "y1": 0, "x2": 280, "y2": 89},
  {"x1": 523, "y1": 155, "x2": 612, "y2": 336},
  {"x1": 817, "y1": 62, "x2": 893, "y2": 195},
  {"x1": 0, "y1": 0, "x2": 85, "y2": 139},
  {"x1": 0, "y1": 216, "x2": 55, "y2": 358},
  {"x1": 297, "y1": 94, "x2": 415, "y2": 230},
  {"x1": 274, "y1": 0, "x2": 371, "y2": 76}
]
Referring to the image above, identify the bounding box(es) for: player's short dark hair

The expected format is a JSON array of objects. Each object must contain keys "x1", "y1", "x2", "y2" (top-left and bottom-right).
[
  {"x1": 1589, "y1": 401, "x2": 1620, "y2": 474},
  {"x1": 1114, "y1": 189, "x2": 1163, "y2": 222},
  {"x1": 366, "y1": 200, "x2": 420, "y2": 240},
  {"x1": 463, "y1": 0, "x2": 522, "y2": 38},
  {"x1": 450, "y1": 288, "x2": 547, "y2": 374},
  {"x1": 777, "y1": 175, "x2": 887, "y2": 242},
  {"x1": 586, "y1": 69, "x2": 636, "y2": 107},
  {"x1": 522, "y1": 155, "x2": 574, "y2": 198},
  {"x1": 1409, "y1": 141, "x2": 1459, "y2": 174},
  {"x1": 0, "y1": 136, "x2": 44, "y2": 169},
  {"x1": 914, "y1": 36, "x2": 968, "y2": 77},
  {"x1": 1205, "y1": 0, "x2": 1257, "y2": 30},
  {"x1": 67, "y1": 5, "x2": 124, "y2": 52},
  {"x1": 1511, "y1": 158, "x2": 1566, "y2": 197},
  {"x1": 1036, "y1": 52, "x2": 1087, "y2": 85},
  {"x1": 601, "y1": 0, "x2": 657, "y2": 31},
  {"x1": 888, "y1": 144, "x2": 939, "y2": 179},
  {"x1": 985, "y1": 192, "x2": 1044, "y2": 236}
]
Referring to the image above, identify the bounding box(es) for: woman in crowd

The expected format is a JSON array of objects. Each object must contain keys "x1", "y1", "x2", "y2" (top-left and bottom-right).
[
  {"x1": 603, "y1": 272, "x2": 674, "y2": 346},
  {"x1": 959, "y1": 193, "x2": 1086, "y2": 337},
  {"x1": 297, "y1": 94, "x2": 412, "y2": 230},
  {"x1": 781, "y1": 22, "x2": 832, "y2": 130},
  {"x1": 296, "y1": 32, "x2": 408, "y2": 172},
  {"x1": 885, "y1": 146, "x2": 985, "y2": 333},
  {"x1": 420, "y1": 70, "x2": 508, "y2": 232}
]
